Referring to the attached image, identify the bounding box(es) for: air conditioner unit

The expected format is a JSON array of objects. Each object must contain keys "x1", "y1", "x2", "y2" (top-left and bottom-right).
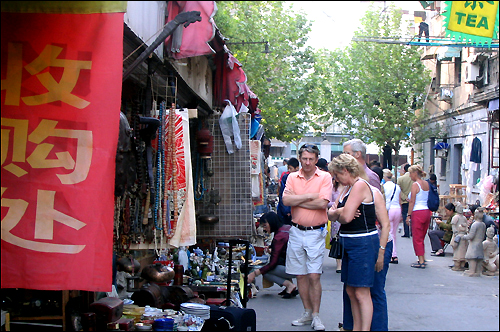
[
  {"x1": 439, "y1": 87, "x2": 453, "y2": 101},
  {"x1": 464, "y1": 62, "x2": 480, "y2": 83}
]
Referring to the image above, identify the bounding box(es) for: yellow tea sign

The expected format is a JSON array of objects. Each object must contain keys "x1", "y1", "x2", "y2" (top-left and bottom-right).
[{"x1": 443, "y1": 1, "x2": 499, "y2": 45}]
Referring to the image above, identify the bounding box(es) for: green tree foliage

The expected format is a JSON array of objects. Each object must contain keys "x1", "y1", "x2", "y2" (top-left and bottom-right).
[
  {"x1": 214, "y1": 1, "x2": 314, "y2": 141},
  {"x1": 308, "y1": 3, "x2": 435, "y2": 164}
]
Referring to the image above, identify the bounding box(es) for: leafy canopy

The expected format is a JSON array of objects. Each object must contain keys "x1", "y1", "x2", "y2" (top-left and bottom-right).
[
  {"x1": 307, "y1": 3, "x2": 434, "y2": 156},
  {"x1": 214, "y1": 1, "x2": 314, "y2": 141}
]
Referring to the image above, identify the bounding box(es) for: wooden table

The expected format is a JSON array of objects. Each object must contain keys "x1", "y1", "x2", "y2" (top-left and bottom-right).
[{"x1": 449, "y1": 184, "x2": 467, "y2": 196}]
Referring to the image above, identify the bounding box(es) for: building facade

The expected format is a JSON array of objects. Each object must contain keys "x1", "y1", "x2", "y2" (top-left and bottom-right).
[{"x1": 415, "y1": 4, "x2": 499, "y2": 204}]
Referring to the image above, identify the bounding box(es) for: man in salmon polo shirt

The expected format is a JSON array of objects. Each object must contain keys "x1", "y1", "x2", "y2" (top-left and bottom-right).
[{"x1": 283, "y1": 144, "x2": 333, "y2": 331}]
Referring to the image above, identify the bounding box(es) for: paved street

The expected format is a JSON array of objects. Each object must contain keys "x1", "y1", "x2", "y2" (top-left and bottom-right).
[{"x1": 246, "y1": 227, "x2": 499, "y2": 331}]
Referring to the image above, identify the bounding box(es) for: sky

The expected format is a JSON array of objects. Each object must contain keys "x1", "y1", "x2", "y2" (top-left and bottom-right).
[{"x1": 287, "y1": 1, "x2": 427, "y2": 51}]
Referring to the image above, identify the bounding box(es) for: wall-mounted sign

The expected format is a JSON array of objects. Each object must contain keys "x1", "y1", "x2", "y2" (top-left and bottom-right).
[{"x1": 442, "y1": 1, "x2": 499, "y2": 45}]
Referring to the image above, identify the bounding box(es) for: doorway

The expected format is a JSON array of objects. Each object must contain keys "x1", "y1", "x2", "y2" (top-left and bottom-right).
[{"x1": 453, "y1": 144, "x2": 463, "y2": 184}]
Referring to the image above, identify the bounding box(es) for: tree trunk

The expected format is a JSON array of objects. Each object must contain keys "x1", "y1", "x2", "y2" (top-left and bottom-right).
[
  {"x1": 292, "y1": 139, "x2": 303, "y2": 158},
  {"x1": 394, "y1": 148, "x2": 400, "y2": 181}
]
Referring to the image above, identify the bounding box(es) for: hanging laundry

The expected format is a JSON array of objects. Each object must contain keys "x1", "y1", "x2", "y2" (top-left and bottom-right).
[{"x1": 470, "y1": 137, "x2": 482, "y2": 171}]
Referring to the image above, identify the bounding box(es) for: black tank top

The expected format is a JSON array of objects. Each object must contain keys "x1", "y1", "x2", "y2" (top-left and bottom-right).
[{"x1": 337, "y1": 179, "x2": 377, "y2": 234}]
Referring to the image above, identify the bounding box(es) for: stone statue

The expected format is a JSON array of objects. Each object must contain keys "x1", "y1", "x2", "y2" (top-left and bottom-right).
[
  {"x1": 482, "y1": 226, "x2": 499, "y2": 276},
  {"x1": 450, "y1": 202, "x2": 469, "y2": 271},
  {"x1": 462, "y1": 210, "x2": 487, "y2": 277}
]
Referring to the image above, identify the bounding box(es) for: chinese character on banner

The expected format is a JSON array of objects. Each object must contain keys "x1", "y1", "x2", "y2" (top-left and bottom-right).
[
  {"x1": 1, "y1": 2, "x2": 126, "y2": 291},
  {"x1": 442, "y1": 1, "x2": 499, "y2": 45}
]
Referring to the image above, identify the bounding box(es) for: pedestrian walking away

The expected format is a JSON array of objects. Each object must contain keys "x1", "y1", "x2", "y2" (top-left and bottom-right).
[
  {"x1": 282, "y1": 143, "x2": 332, "y2": 331},
  {"x1": 398, "y1": 163, "x2": 413, "y2": 238},
  {"x1": 383, "y1": 169, "x2": 402, "y2": 264},
  {"x1": 406, "y1": 165, "x2": 431, "y2": 268}
]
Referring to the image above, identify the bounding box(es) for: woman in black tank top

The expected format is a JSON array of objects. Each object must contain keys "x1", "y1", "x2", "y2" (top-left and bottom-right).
[
  {"x1": 328, "y1": 154, "x2": 381, "y2": 331},
  {"x1": 336, "y1": 180, "x2": 377, "y2": 234}
]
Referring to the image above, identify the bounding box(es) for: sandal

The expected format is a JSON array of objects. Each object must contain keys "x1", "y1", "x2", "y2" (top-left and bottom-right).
[
  {"x1": 390, "y1": 257, "x2": 399, "y2": 264},
  {"x1": 431, "y1": 250, "x2": 445, "y2": 257},
  {"x1": 411, "y1": 262, "x2": 426, "y2": 269}
]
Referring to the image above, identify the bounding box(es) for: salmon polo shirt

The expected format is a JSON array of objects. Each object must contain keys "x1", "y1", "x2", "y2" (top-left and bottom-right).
[{"x1": 283, "y1": 168, "x2": 333, "y2": 227}]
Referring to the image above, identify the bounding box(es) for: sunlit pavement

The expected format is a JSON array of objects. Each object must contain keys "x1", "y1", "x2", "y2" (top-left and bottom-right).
[{"x1": 247, "y1": 225, "x2": 499, "y2": 331}]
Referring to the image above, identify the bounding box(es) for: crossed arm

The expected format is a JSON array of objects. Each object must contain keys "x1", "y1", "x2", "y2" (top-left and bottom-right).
[{"x1": 282, "y1": 190, "x2": 329, "y2": 210}]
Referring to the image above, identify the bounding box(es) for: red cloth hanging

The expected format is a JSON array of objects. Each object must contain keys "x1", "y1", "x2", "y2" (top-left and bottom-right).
[
  {"x1": 213, "y1": 51, "x2": 259, "y2": 115},
  {"x1": 165, "y1": 1, "x2": 218, "y2": 59}
]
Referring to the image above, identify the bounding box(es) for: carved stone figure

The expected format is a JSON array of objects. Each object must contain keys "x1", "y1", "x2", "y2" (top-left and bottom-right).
[
  {"x1": 462, "y1": 210, "x2": 487, "y2": 277},
  {"x1": 482, "y1": 226, "x2": 499, "y2": 276},
  {"x1": 450, "y1": 202, "x2": 469, "y2": 271}
]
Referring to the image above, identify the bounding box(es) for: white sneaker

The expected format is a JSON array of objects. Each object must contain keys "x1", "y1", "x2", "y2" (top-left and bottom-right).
[
  {"x1": 291, "y1": 311, "x2": 313, "y2": 326},
  {"x1": 311, "y1": 315, "x2": 325, "y2": 331}
]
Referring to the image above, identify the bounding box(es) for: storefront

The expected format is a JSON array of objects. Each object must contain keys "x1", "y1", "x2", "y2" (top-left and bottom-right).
[{"x1": 2, "y1": 2, "x2": 266, "y2": 330}]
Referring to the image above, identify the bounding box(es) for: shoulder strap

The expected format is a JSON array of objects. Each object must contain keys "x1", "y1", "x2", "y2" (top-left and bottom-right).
[
  {"x1": 390, "y1": 184, "x2": 397, "y2": 202},
  {"x1": 360, "y1": 178, "x2": 375, "y2": 203},
  {"x1": 340, "y1": 185, "x2": 351, "y2": 202}
]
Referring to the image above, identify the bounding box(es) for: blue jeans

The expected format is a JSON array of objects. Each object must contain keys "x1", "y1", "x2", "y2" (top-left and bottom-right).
[{"x1": 343, "y1": 240, "x2": 393, "y2": 331}]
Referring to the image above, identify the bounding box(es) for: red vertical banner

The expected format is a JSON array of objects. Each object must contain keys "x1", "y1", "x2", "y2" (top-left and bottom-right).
[{"x1": 1, "y1": 4, "x2": 125, "y2": 291}]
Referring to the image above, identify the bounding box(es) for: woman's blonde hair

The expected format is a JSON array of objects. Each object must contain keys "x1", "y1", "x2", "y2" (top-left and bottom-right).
[
  {"x1": 383, "y1": 169, "x2": 393, "y2": 179},
  {"x1": 329, "y1": 153, "x2": 361, "y2": 178},
  {"x1": 408, "y1": 164, "x2": 426, "y2": 178}
]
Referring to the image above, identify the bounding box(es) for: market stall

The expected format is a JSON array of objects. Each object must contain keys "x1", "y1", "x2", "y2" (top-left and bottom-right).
[{"x1": 1, "y1": 1, "x2": 268, "y2": 330}]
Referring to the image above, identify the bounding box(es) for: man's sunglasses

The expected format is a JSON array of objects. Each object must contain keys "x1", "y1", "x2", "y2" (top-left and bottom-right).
[{"x1": 300, "y1": 144, "x2": 319, "y2": 150}]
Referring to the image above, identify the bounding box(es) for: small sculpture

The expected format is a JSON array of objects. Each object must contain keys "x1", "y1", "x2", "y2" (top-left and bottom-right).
[
  {"x1": 450, "y1": 202, "x2": 469, "y2": 271},
  {"x1": 482, "y1": 226, "x2": 499, "y2": 276},
  {"x1": 462, "y1": 210, "x2": 487, "y2": 277}
]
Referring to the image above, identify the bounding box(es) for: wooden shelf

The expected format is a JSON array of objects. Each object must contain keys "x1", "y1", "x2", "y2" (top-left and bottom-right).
[
  {"x1": 11, "y1": 315, "x2": 63, "y2": 321},
  {"x1": 6, "y1": 290, "x2": 69, "y2": 331},
  {"x1": 449, "y1": 184, "x2": 467, "y2": 196}
]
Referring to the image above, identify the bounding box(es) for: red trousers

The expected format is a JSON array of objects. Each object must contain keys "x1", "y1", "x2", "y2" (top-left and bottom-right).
[{"x1": 411, "y1": 209, "x2": 431, "y2": 256}]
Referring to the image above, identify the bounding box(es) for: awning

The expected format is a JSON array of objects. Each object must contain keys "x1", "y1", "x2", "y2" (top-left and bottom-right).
[
  {"x1": 213, "y1": 49, "x2": 260, "y2": 116},
  {"x1": 270, "y1": 139, "x2": 287, "y2": 148},
  {"x1": 437, "y1": 47, "x2": 461, "y2": 61},
  {"x1": 421, "y1": 46, "x2": 439, "y2": 60},
  {"x1": 433, "y1": 142, "x2": 450, "y2": 150}
]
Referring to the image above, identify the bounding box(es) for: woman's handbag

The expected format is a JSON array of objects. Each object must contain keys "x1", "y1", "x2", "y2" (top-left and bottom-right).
[{"x1": 329, "y1": 235, "x2": 343, "y2": 259}]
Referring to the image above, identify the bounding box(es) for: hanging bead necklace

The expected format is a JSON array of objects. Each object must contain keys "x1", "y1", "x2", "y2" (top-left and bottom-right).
[{"x1": 166, "y1": 103, "x2": 178, "y2": 239}]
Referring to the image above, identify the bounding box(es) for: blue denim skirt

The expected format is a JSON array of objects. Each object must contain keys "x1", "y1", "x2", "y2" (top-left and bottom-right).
[{"x1": 340, "y1": 233, "x2": 379, "y2": 288}]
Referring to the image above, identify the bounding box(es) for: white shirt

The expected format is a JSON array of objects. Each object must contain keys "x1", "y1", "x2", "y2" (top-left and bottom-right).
[
  {"x1": 383, "y1": 181, "x2": 401, "y2": 211},
  {"x1": 408, "y1": 182, "x2": 429, "y2": 211}
]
